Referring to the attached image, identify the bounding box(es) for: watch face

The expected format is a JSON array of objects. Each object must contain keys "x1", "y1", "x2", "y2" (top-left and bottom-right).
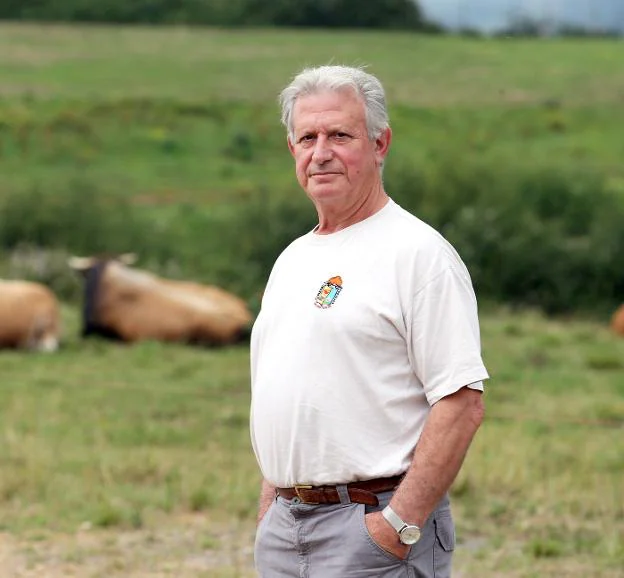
[{"x1": 400, "y1": 526, "x2": 421, "y2": 545}]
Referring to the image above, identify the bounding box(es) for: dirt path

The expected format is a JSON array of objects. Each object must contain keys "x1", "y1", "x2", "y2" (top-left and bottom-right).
[
  {"x1": 0, "y1": 515, "x2": 257, "y2": 578},
  {"x1": 2, "y1": 519, "x2": 619, "y2": 578}
]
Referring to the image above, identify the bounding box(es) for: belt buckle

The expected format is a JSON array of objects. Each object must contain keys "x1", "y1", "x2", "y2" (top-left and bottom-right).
[{"x1": 294, "y1": 485, "x2": 319, "y2": 504}]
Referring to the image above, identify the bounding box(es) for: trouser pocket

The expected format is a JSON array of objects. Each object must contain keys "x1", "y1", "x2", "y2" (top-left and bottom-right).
[{"x1": 432, "y1": 509, "x2": 455, "y2": 578}]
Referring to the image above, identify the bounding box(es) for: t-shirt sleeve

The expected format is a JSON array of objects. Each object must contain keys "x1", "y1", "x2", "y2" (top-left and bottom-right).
[{"x1": 407, "y1": 265, "x2": 490, "y2": 406}]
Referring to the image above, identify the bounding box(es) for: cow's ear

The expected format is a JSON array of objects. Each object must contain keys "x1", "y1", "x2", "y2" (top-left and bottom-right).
[
  {"x1": 119, "y1": 253, "x2": 138, "y2": 265},
  {"x1": 68, "y1": 256, "x2": 94, "y2": 271}
]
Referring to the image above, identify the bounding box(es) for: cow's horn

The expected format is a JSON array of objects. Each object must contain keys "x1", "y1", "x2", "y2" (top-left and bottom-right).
[
  {"x1": 68, "y1": 256, "x2": 95, "y2": 270},
  {"x1": 119, "y1": 252, "x2": 138, "y2": 265}
]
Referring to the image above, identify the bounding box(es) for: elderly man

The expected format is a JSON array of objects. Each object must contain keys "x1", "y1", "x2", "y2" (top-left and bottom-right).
[{"x1": 249, "y1": 64, "x2": 489, "y2": 577}]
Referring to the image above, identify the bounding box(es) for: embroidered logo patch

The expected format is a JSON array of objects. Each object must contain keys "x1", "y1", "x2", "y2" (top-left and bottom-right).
[{"x1": 314, "y1": 276, "x2": 343, "y2": 309}]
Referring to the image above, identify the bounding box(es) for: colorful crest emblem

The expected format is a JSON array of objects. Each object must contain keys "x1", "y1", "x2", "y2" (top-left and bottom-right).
[{"x1": 314, "y1": 276, "x2": 343, "y2": 309}]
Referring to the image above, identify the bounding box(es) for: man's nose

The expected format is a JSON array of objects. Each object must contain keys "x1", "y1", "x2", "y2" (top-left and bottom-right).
[{"x1": 311, "y1": 135, "x2": 333, "y2": 163}]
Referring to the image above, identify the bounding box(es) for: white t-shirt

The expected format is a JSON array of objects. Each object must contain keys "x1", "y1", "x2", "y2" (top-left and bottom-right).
[{"x1": 249, "y1": 198, "x2": 489, "y2": 488}]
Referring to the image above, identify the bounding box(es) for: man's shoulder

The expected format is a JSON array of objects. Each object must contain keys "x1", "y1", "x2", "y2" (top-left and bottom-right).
[
  {"x1": 266, "y1": 233, "x2": 313, "y2": 275},
  {"x1": 383, "y1": 200, "x2": 473, "y2": 282},
  {"x1": 384, "y1": 200, "x2": 453, "y2": 252},
  {"x1": 276, "y1": 232, "x2": 312, "y2": 258}
]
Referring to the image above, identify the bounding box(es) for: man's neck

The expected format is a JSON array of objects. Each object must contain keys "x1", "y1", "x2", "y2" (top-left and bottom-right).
[{"x1": 314, "y1": 188, "x2": 389, "y2": 235}]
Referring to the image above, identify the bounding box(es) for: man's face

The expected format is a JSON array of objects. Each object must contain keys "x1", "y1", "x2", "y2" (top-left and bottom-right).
[{"x1": 287, "y1": 89, "x2": 390, "y2": 205}]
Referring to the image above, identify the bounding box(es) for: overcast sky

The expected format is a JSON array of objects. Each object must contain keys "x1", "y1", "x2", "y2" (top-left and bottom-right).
[{"x1": 419, "y1": 0, "x2": 624, "y2": 32}]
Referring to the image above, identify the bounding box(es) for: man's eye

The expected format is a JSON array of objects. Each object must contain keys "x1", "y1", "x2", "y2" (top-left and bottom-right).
[
  {"x1": 334, "y1": 133, "x2": 349, "y2": 140},
  {"x1": 300, "y1": 135, "x2": 314, "y2": 143}
]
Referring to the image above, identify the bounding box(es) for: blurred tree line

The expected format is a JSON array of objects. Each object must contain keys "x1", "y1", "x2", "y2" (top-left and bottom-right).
[{"x1": 0, "y1": 0, "x2": 438, "y2": 29}]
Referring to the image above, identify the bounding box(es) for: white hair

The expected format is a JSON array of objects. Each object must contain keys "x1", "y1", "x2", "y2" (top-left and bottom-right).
[{"x1": 279, "y1": 65, "x2": 390, "y2": 142}]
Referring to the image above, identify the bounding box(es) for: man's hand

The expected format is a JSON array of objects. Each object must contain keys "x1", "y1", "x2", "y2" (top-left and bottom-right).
[
  {"x1": 364, "y1": 511, "x2": 410, "y2": 560},
  {"x1": 257, "y1": 479, "x2": 276, "y2": 526}
]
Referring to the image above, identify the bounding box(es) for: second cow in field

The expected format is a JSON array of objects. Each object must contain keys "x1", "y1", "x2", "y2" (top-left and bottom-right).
[
  {"x1": 610, "y1": 304, "x2": 624, "y2": 337},
  {"x1": 0, "y1": 279, "x2": 61, "y2": 352},
  {"x1": 68, "y1": 253, "x2": 253, "y2": 346}
]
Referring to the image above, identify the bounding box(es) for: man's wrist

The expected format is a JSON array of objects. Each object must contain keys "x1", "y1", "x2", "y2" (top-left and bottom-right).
[{"x1": 382, "y1": 505, "x2": 422, "y2": 545}]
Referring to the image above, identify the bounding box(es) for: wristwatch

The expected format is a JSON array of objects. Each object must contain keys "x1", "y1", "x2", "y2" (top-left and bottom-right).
[{"x1": 382, "y1": 505, "x2": 422, "y2": 545}]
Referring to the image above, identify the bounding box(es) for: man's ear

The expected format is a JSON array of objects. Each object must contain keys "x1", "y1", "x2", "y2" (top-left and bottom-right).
[
  {"x1": 375, "y1": 127, "x2": 392, "y2": 162},
  {"x1": 287, "y1": 136, "x2": 295, "y2": 157}
]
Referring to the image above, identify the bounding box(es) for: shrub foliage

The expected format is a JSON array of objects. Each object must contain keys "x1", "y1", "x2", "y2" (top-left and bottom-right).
[
  {"x1": 0, "y1": 97, "x2": 621, "y2": 316},
  {"x1": 1, "y1": 160, "x2": 622, "y2": 316},
  {"x1": 0, "y1": 0, "x2": 430, "y2": 29}
]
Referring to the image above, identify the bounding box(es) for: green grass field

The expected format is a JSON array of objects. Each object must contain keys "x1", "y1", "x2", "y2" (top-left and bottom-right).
[
  {"x1": 0, "y1": 22, "x2": 623, "y2": 577},
  {"x1": 1, "y1": 305, "x2": 622, "y2": 576},
  {"x1": 1, "y1": 22, "x2": 624, "y2": 206},
  {"x1": 2, "y1": 23, "x2": 623, "y2": 106}
]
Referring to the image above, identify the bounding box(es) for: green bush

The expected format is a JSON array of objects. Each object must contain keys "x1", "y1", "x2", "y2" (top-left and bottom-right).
[
  {"x1": 0, "y1": 180, "x2": 148, "y2": 255},
  {"x1": 1, "y1": 163, "x2": 622, "y2": 316},
  {"x1": 384, "y1": 158, "x2": 624, "y2": 314},
  {"x1": 0, "y1": 180, "x2": 315, "y2": 306},
  {"x1": 0, "y1": 0, "x2": 432, "y2": 29}
]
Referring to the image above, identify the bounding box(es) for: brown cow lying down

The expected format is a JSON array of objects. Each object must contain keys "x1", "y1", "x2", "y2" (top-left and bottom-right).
[
  {"x1": 68, "y1": 253, "x2": 253, "y2": 346},
  {"x1": 611, "y1": 304, "x2": 624, "y2": 337},
  {"x1": 0, "y1": 280, "x2": 60, "y2": 352}
]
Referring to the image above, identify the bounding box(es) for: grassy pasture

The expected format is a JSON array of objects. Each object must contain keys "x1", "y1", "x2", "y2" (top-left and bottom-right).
[
  {"x1": 2, "y1": 99, "x2": 624, "y2": 208},
  {"x1": 0, "y1": 21, "x2": 623, "y2": 577},
  {"x1": 1, "y1": 23, "x2": 624, "y2": 206},
  {"x1": 1, "y1": 23, "x2": 624, "y2": 106},
  {"x1": 0, "y1": 306, "x2": 623, "y2": 577},
  {"x1": 1, "y1": 23, "x2": 624, "y2": 317}
]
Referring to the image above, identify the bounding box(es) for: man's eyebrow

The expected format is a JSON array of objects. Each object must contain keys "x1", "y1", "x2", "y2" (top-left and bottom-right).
[{"x1": 297, "y1": 125, "x2": 349, "y2": 134}]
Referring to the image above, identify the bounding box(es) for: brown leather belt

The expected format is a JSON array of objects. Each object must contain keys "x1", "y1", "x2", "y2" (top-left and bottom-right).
[{"x1": 276, "y1": 475, "x2": 403, "y2": 506}]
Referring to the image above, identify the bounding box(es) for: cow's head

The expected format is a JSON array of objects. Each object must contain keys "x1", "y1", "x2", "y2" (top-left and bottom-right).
[{"x1": 68, "y1": 253, "x2": 139, "y2": 338}]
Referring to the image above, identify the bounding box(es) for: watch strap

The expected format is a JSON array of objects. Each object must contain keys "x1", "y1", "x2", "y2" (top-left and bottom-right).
[{"x1": 382, "y1": 505, "x2": 407, "y2": 533}]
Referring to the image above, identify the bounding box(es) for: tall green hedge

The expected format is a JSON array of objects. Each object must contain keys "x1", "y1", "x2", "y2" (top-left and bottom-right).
[
  {"x1": 0, "y1": 0, "x2": 431, "y2": 29},
  {"x1": 1, "y1": 162, "x2": 622, "y2": 316},
  {"x1": 384, "y1": 159, "x2": 624, "y2": 315}
]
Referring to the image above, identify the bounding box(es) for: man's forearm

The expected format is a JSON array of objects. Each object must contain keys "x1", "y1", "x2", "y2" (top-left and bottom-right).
[
  {"x1": 257, "y1": 479, "x2": 276, "y2": 524},
  {"x1": 390, "y1": 386, "x2": 485, "y2": 527}
]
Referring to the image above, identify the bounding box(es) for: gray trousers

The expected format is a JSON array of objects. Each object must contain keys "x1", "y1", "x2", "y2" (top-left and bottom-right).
[{"x1": 254, "y1": 489, "x2": 455, "y2": 577}]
